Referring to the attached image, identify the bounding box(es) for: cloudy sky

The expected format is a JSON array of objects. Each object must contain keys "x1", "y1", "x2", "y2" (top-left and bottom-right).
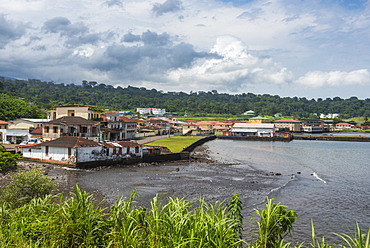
[{"x1": 1, "y1": 0, "x2": 370, "y2": 99}]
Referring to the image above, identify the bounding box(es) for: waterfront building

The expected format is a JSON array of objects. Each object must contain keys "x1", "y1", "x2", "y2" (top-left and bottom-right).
[
  {"x1": 274, "y1": 119, "x2": 302, "y2": 132},
  {"x1": 231, "y1": 123, "x2": 275, "y2": 137}
]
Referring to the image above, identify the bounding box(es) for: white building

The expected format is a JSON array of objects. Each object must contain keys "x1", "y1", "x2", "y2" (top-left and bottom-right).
[
  {"x1": 136, "y1": 108, "x2": 166, "y2": 116},
  {"x1": 231, "y1": 123, "x2": 275, "y2": 137},
  {"x1": 136, "y1": 108, "x2": 152, "y2": 115},
  {"x1": 20, "y1": 136, "x2": 143, "y2": 165},
  {"x1": 320, "y1": 113, "x2": 339, "y2": 119},
  {"x1": 151, "y1": 108, "x2": 166, "y2": 116}
]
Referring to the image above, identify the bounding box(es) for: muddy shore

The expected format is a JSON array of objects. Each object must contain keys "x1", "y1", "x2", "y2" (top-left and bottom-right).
[{"x1": 1, "y1": 145, "x2": 276, "y2": 210}]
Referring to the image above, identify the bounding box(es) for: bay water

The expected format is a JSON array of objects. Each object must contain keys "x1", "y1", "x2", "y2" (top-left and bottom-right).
[
  {"x1": 205, "y1": 139, "x2": 370, "y2": 243},
  {"x1": 77, "y1": 138, "x2": 370, "y2": 244}
]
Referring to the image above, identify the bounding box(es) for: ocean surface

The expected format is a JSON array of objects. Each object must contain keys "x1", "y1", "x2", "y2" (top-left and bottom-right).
[
  {"x1": 205, "y1": 139, "x2": 370, "y2": 243},
  {"x1": 77, "y1": 139, "x2": 370, "y2": 244}
]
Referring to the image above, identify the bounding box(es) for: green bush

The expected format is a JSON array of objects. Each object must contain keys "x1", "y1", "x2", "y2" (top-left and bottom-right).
[
  {"x1": 0, "y1": 144, "x2": 19, "y2": 171},
  {"x1": 0, "y1": 169, "x2": 56, "y2": 208}
]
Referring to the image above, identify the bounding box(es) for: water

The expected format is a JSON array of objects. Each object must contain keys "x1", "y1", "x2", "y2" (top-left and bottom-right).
[
  {"x1": 76, "y1": 139, "x2": 370, "y2": 244},
  {"x1": 206, "y1": 139, "x2": 370, "y2": 243}
]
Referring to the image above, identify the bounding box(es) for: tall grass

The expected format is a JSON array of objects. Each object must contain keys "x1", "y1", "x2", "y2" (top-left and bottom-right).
[
  {"x1": 0, "y1": 186, "x2": 368, "y2": 248},
  {"x1": 0, "y1": 185, "x2": 244, "y2": 247}
]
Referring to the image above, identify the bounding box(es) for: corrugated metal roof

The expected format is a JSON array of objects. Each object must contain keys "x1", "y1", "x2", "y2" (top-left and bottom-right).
[
  {"x1": 233, "y1": 123, "x2": 274, "y2": 128},
  {"x1": 41, "y1": 136, "x2": 101, "y2": 148},
  {"x1": 46, "y1": 116, "x2": 99, "y2": 125}
]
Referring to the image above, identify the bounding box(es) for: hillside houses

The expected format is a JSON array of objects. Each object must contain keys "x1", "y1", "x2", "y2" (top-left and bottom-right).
[
  {"x1": 42, "y1": 116, "x2": 101, "y2": 142},
  {"x1": 1, "y1": 102, "x2": 363, "y2": 147}
]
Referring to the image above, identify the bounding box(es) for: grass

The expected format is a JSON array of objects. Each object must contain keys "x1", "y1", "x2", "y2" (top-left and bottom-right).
[{"x1": 145, "y1": 136, "x2": 205, "y2": 153}]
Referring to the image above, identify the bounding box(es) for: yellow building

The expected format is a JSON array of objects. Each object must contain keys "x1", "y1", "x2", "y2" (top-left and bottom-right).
[
  {"x1": 48, "y1": 104, "x2": 104, "y2": 120},
  {"x1": 249, "y1": 116, "x2": 271, "y2": 123}
]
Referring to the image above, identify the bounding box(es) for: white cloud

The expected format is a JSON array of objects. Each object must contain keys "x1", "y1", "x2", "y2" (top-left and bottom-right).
[
  {"x1": 0, "y1": 0, "x2": 370, "y2": 98},
  {"x1": 295, "y1": 69, "x2": 370, "y2": 88},
  {"x1": 167, "y1": 36, "x2": 293, "y2": 92}
]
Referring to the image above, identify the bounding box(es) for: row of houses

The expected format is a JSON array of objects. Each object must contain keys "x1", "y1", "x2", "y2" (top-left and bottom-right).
[{"x1": 1, "y1": 105, "x2": 360, "y2": 145}]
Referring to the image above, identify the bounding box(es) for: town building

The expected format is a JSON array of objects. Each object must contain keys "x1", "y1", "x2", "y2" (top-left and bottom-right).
[
  {"x1": 136, "y1": 108, "x2": 166, "y2": 116},
  {"x1": 0, "y1": 120, "x2": 8, "y2": 142},
  {"x1": 147, "y1": 118, "x2": 171, "y2": 135},
  {"x1": 248, "y1": 116, "x2": 271, "y2": 123},
  {"x1": 274, "y1": 119, "x2": 302, "y2": 132},
  {"x1": 335, "y1": 122, "x2": 353, "y2": 130},
  {"x1": 4, "y1": 118, "x2": 50, "y2": 144},
  {"x1": 20, "y1": 136, "x2": 143, "y2": 165},
  {"x1": 231, "y1": 123, "x2": 275, "y2": 137},
  {"x1": 299, "y1": 119, "x2": 325, "y2": 133},
  {"x1": 47, "y1": 104, "x2": 103, "y2": 120},
  {"x1": 42, "y1": 116, "x2": 100, "y2": 142}
]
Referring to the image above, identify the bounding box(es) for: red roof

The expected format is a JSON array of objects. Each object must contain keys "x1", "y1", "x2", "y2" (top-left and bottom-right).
[
  {"x1": 0, "y1": 120, "x2": 8, "y2": 124},
  {"x1": 119, "y1": 116, "x2": 138, "y2": 123},
  {"x1": 104, "y1": 110, "x2": 119, "y2": 114},
  {"x1": 46, "y1": 116, "x2": 99, "y2": 125},
  {"x1": 41, "y1": 136, "x2": 101, "y2": 148},
  {"x1": 19, "y1": 143, "x2": 41, "y2": 148},
  {"x1": 274, "y1": 119, "x2": 301, "y2": 123},
  {"x1": 336, "y1": 122, "x2": 351, "y2": 126},
  {"x1": 30, "y1": 126, "x2": 43, "y2": 135}
]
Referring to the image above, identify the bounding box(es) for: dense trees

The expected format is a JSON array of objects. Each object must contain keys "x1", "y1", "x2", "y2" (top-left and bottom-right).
[
  {"x1": 0, "y1": 93, "x2": 45, "y2": 121},
  {"x1": 1, "y1": 76, "x2": 369, "y2": 118}
]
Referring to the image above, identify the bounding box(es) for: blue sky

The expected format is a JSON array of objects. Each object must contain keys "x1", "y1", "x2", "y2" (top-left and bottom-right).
[{"x1": 1, "y1": 0, "x2": 370, "y2": 99}]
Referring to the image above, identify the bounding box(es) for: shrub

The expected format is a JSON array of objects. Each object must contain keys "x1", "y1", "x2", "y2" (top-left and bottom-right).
[
  {"x1": 0, "y1": 169, "x2": 56, "y2": 208},
  {"x1": 0, "y1": 144, "x2": 19, "y2": 171}
]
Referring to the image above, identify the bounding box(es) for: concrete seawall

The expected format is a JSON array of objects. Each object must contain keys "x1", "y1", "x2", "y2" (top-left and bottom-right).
[
  {"x1": 294, "y1": 135, "x2": 370, "y2": 142},
  {"x1": 215, "y1": 135, "x2": 293, "y2": 142}
]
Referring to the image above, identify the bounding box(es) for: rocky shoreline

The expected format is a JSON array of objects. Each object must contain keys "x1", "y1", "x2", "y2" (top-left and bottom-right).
[{"x1": 1, "y1": 145, "x2": 215, "y2": 203}]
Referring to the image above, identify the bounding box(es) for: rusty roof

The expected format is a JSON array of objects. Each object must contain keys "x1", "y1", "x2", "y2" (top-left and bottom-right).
[
  {"x1": 41, "y1": 136, "x2": 101, "y2": 148},
  {"x1": 46, "y1": 116, "x2": 99, "y2": 125}
]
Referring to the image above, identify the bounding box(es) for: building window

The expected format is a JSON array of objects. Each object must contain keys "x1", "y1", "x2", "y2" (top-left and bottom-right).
[
  {"x1": 68, "y1": 148, "x2": 72, "y2": 157},
  {"x1": 81, "y1": 127, "x2": 88, "y2": 133},
  {"x1": 44, "y1": 126, "x2": 49, "y2": 133},
  {"x1": 45, "y1": 146, "x2": 49, "y2": 156},
  {"x1": 118, "y1": 147, "x2": 122, "y2": 155},
  {"x1": 53, "y1": 126, "x2": 58, "y2": 133},
  {"x1": 135, "y1": 147, "x2": 139, "y2": 153}
]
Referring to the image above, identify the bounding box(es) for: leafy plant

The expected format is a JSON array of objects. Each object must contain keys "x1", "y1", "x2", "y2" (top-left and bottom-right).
[
  {"x1": 254, "y1": 197, "x2": 298, "y2": 248},
  {"x1": 334, "y1": 223, "x2": 370, "y2": 248},
  {"x1": 310, "y1": 220, "x2": 336, "y2": 248}
]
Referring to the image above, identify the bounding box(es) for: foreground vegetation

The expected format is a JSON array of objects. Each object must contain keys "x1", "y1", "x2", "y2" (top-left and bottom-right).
[
  {"x1": 0, "y1": 170, "x2": 369, "y2": 247},
  {"x1": 145, "y1": 136, "x2": 205, "y2": 153}
]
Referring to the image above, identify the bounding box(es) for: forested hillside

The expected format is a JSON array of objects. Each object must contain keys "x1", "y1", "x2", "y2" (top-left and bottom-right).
[{"x1": 1, "y1": 76, "x2": 370, "y2": 119}]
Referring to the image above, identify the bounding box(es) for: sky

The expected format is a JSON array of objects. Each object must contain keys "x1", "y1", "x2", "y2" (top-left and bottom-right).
[{"x1": 1, "y1": 0, "x2": 370, "y2": 99}]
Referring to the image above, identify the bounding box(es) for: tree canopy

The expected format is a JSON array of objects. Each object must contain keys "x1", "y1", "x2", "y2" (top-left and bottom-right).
[
  {"x1": 1, "y1": 76, "x2": 369, "y2": 119},
  {"x1": 0, "y1": 93, "x2": 45, "y2": 121}
]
